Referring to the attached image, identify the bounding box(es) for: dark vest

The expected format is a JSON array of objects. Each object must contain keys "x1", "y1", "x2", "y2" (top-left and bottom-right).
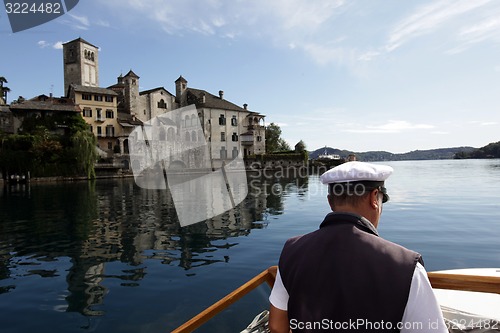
[{"x1": 279, "y1": 212, "x2": 422, "y2": 332}]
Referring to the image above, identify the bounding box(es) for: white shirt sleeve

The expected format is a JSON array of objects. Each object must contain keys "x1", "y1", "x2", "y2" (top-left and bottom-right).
[
  {"x1": 401, "y1": 262, "x2": 448, "y2": 333},
  {"x1": 269, "y1": 268, "x2": 289, "y2": 311}
]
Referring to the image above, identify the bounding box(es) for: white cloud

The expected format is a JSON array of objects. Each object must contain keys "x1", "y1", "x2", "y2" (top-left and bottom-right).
[
  {"x1": 386, "y1": 0, "x2": 493, "y2": 52},
  {"x1": 92, "y1": 0, "x2": 500, "y2": 69},
  {"x1": 38, "y1": 41, "x2": 63, "y2": 49},
  {"x1": 358, "y1": 51, "x2": 381, "y2": 62},
  {"x1": 469, "y1": 120, "x2": 498, "y2": 126},
  {"x1": 38, "y1": 40, "x2": 50, "y2": 48},
  {"x1": 95, "y1": 19, "x2": 111, "y2": 28},
  {"x1": 300, "y1": 43, "x2": 354, "y2": 66},
  {"x1": 97, "y1": 0, "x2": 344, "y2": 39},
  {"x1": 61, "y1": 13, "x2": 91, "y2": 30},
  {"x1": 344, "y1": 120, "x2": 435, "y2": 134}
]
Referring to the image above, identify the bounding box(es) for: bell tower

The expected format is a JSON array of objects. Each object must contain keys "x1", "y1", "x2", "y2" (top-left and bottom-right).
[{"x1": 63, "y1": 38, "x2": 99, "y2": 96}]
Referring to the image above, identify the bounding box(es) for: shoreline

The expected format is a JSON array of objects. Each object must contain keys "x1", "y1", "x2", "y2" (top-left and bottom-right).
[{"x1": 1, "y1": 173, "x2": 136, "y2": 185}]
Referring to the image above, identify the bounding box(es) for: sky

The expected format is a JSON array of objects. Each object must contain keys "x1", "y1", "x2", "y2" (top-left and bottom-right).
[{"x1": 1, "y1": 0, "x2": 500, "y2": 154}]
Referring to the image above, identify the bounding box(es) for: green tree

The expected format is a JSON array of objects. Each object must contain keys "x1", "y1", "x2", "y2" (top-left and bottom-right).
[
  {"x1": 0, "y1": 76, "x2": 10, "y2": 104},
  {"x1": 265, "y1": 122, "x2": 291, "y2": 153},
  {"x1": 0, "y1": 114, "x2": 97, "y2": 178},
  {"x1": 71, "y1": 130, "x2": 97, "y2": 179}
]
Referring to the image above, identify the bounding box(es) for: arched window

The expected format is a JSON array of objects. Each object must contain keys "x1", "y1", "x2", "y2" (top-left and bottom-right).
[
  {"x1": 123, "y1": 139, "x2": 129, "y2": 154},
  {"x1": 191, "y1": 131, "x2": 197, "y2": 142},
  {"x1": 158, "y1": 99, "x2": 167, "y2": 109},
  {"x1": 191, "y1": 114, "x2": 197, "y2": 127},
  {"x1": 159, "y1": 128, "x2": 166, "y2": 141},
  {"x1": 167, "y1": 127, "x2": 175, "y2": 141},
  {"x1": 185, "y1": 132, "x2": 190, "y2": 142}
]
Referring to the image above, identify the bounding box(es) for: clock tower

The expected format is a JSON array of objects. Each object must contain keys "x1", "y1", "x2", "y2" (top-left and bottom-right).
[{"x1": 63, "y1": 38, "x2": 99, "y2": 96}]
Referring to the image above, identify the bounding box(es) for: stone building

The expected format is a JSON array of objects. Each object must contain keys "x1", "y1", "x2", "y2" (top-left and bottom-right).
[
  {"x1": 174, "y1": 76, "x2": 266, "y2": 159},
  {"x1": 63, "y1": 38, "x2": 99, "y2": 95},
  {"x1": 9, "y1": 94, "x2": 80, "y2": 134},
  {"x1": 67, "y1": 84, "x2": 119, "y2": 153},
  {"x1": 60, "y1": 37, "x2": 266, "y2": 168},
  {"x1": 108, "y1": 72, "x2": 177, "y2": 124},
  {"x1": 0, "y1": 105, "x2": 13, "y2": 134}
]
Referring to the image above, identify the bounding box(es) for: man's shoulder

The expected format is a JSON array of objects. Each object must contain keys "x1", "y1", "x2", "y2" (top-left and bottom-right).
[{"x1": 368, "y1": 233, "x2": 422, "y2": 263}]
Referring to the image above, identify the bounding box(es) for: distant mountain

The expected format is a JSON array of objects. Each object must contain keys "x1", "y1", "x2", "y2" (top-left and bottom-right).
[
  {"x1": 309, "y1": 146, "x2": 478, "y2": 162},
  {"x1": 455, "y1": 141, "x2": 500, "y2": 159}
]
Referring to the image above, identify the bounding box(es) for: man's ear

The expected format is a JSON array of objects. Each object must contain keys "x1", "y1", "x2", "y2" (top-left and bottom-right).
[{"x1": 370, "y1": 189, "x2": 380, "y2": 209}]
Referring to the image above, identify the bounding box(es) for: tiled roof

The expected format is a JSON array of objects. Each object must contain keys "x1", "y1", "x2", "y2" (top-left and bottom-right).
[
  {"x1": 139, "y1": 87, "x2": 175, "y2": 97},
  {"x1": 63, "y1": 37, "x2": 98, "y2": 49},
  {"x1": 70, "y1": 84, "x2": 118, "y2": 96},
  {"x1": 117, "y1": 112, "x2": 143, "y2": 126},
  {"x1": 186, "y1": 88, "x2": 247, "y2": 112},
  {"x1": 10, "y1": 98, "x2": 81, "y2": 112},
  {"x1": 124, "y1": 70, "x2": 140, "y2": 79},
  {"x1": 107, "y1": 82, "x2": 125, "y2": 89},
  {"x1": 175, "y1": 75, "x2": 187, "y2": 83}
]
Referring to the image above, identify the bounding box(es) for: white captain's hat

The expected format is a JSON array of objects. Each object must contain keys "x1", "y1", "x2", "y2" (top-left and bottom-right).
[{"x1": 320, "y1": 161, "x2": 393, "y2": 202}]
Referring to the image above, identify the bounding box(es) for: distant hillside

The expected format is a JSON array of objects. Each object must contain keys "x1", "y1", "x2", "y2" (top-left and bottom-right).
[
  {"x1": 309, "y1": 146, "x2": 477, "y2": 162},
  {"x1": 455, "y1": 141, "x2": 500, "y2": 159}
]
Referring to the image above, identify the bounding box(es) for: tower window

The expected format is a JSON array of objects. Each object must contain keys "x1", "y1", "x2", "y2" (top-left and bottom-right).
[
  {"x1": 158, "y1": 99, "x2": 167, "y2": 109},
  {"x1": 219, "y1": 114, "x2": 226, "y2": 125}
]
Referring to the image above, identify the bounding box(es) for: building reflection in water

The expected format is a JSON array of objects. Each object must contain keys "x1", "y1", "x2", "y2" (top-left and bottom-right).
[{"x1": 0, "y1": 172, "x2": 310, "y2": 317}]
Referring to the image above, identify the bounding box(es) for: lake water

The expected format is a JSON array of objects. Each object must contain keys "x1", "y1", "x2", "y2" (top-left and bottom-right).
[{"x1": 1, "y1": 159, "x2": 499, "y2": 332}]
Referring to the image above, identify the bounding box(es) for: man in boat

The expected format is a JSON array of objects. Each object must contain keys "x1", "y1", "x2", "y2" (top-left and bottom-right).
[{"x1": 268, "y1": 161, "x2": 447, "y2": 332}]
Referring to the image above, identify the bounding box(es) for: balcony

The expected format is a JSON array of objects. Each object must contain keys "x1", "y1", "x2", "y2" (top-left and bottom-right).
[
  {"x1": 240, "y1": 134, "x2": 254, "y2": 146},
  {"x1": 95, "y1": 116, "x2": 105, "y2": 122}
]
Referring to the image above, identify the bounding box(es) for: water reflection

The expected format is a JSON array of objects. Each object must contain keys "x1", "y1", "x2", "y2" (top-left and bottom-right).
[{"x1": 0, "y1": 172, "x2": 310, "y2": 318}]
